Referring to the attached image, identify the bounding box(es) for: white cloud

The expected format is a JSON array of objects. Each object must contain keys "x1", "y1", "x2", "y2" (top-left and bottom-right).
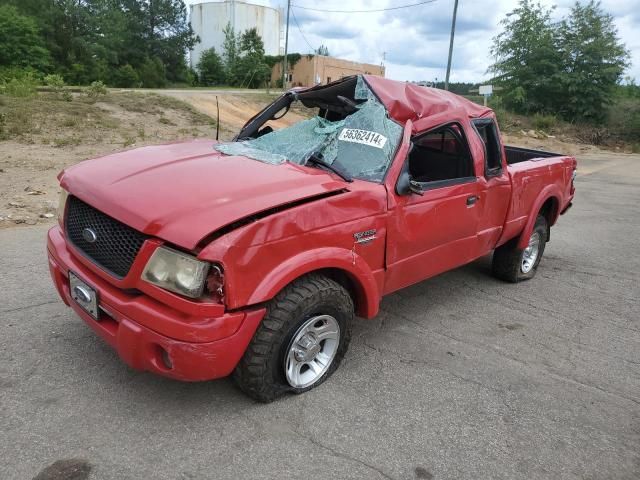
[{"x1": 187, "y1": 0, "x2": 640, "y2": 82}]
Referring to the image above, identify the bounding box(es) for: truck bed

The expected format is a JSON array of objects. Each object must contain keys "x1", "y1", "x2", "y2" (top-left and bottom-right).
[
  {"x1": 505, "y1": 145, "x2": 561, "y2": 165},
  {"x1": 500, "y1": 149, "x2": 576, "y2": 246}
]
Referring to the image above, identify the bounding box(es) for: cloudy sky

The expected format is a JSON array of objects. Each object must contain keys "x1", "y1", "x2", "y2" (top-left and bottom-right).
[{"x1": 190, "y1": 0, "x2": 640, "y2": 83}]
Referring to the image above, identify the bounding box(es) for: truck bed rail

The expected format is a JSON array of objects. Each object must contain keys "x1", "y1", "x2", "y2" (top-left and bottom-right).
[{"x1": 505, "y1": 145, "x2": 561, "y2": 165}]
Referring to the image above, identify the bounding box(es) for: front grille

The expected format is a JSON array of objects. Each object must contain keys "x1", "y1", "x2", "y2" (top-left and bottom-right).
[{"x1": 65, "y1": 196, "x2": 148, "y2": 278}]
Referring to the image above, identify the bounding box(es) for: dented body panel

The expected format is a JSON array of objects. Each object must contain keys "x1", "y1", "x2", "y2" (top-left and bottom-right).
[
  {"x1": 198, "y1": 180, "x2": 388, "y2": 317},
  {"x1": 47, "y1": 75, "x2": 576, "y2": 382},
  {"x1": 60, "y1": 139, "x2": 349, "y2": 250}
]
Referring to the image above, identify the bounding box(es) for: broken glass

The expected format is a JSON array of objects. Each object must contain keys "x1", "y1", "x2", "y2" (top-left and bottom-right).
[{"x1": 215, "y1": 77, "x2": 403, "y2": 183}]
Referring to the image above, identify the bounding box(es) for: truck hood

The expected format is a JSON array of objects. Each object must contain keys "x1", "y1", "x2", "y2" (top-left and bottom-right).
[{"x1": 61, "y1": 139, "x2": 348, "y2": 250}]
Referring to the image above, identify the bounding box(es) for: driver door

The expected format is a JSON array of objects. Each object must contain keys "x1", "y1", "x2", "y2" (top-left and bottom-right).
[{"x1": 384, "y1": 123, "x2": 481, "y2": 294}]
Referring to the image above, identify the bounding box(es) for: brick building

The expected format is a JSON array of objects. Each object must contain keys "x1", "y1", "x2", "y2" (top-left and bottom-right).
[{"x1": 271, "y1": 55, "x2": 385, "y2": 87}]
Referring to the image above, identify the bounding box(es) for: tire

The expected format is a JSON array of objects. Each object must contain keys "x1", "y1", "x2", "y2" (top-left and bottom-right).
[
  {"x1": 492, "y1": 215, "x2": 548, "y2": 283},
  {"x1": 233, "y1": 274, "x2": 353, "y2": 402}
]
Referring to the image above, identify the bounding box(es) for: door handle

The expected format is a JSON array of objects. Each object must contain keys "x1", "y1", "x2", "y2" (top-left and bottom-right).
[{"x1": 466, "y1": 195, "x2": 479, "y2": 206}]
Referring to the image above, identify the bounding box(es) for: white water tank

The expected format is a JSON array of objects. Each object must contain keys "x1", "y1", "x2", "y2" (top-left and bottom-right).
[{"x1": 190, "y1": 1, "x2": 282, "y2": 69}]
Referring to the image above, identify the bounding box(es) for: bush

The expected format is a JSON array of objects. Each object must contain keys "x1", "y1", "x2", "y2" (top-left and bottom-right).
[
  {"x1": 111, "y1": 64, "x2": 139, "y2": 88},
  {"x1": 137, "y1": 57, "x2": 166, "y2": 88},
  {"x1": 197, "y1": 48, "x2": 225, "y2": 86},
  {"x1": 0, "y1": 67, "x2": 41, "y2": 97},
  {"x1": 85, "y1": 81, "x2": 107, "y2": 99},
  {"x1": 44, "y1": 74, "x2": 66, "y2": 98},
  {"x1": 2, "y1": 74, "x2": 39, "y2": 97},
  {"x1": 44, "y1": 74, "x2": 64, "y2": 89},
  {"x1": 0, "y1": 112, "x2": 6, "y2": 140},
  {"x1": 487, "y1": 95, "x2": 520, "y2": 130},
  {"x1": 185, "y1": 68, "x2": 198, "y2": 87},
  {"x1": 532, "y1": 113, "x2": 557, "y2": 132},
  {"x1": 607, "y1": 97, "x2": 640, "y2": 143}
]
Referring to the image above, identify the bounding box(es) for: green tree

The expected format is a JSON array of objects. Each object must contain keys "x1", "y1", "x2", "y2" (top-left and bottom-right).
[
  {"x1": 221, "y1": 22, "x2": 239, "y2": 84},
  {"x1": 236, "y1": 28, "x2": 270, "y2": 88},
  {"x1": 489, "y1": 0, "x2": 563, "y2": 114},
  {"x1": 141, "y1": 0, "x2": 198, "y2": 83},
  {"x1": 137, "y1": 57, "x2": 166, "y2": 88},
  {"x1": 111, "y1": 64, "x2": 140, "y2": 88},
  {"x1": 0, "y1": 5, "x2": 50, "y2": 71},
  {"x1": 197, "y1": 47, "x2": 225, "y2": 86},
  {"x1": 4, "y1": 0, "x2": 197, "y2": 86},
  {"x1": 556, "y1": 0, "x2": 630, "y2": 121},
  {"x1": 316, "y1": 44, "x2": 330, "y2": 56}
]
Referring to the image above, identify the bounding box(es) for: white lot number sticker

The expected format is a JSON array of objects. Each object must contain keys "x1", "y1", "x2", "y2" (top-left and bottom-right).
[{"x1": 338, "y1": 128, "x2": 387, "y2": 149}]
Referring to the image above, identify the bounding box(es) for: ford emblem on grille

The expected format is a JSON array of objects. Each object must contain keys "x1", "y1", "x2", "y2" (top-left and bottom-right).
[{"x1": 82, "y1": 228, "x2": 98, "y2": 243}]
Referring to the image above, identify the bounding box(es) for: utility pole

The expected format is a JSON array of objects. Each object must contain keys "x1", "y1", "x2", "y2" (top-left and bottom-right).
[
  {"x1": 444, "y1": 0, "x2": 459, "y2": 91},
  {"x1": 282, "y1": 0, "x2": 291, "y2": 90}
]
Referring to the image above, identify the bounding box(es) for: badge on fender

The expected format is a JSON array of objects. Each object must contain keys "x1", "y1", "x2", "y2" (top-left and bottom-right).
[{"x1": 354, "y1": 229, "x2": 377, "y2": 244}]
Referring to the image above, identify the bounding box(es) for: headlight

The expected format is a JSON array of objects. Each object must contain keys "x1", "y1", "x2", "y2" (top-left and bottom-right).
[
  {"x1": 142, "y1": 247, "x2": 210, "y2": 298},
  {"x1": 58, "y1": 189, "x2": 69, "y2": 227}
]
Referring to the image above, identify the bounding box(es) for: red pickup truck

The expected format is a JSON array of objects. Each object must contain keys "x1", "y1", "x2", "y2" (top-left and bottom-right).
[{"x1": 47, "y1": 75, "x2": 576, "y2": 401}]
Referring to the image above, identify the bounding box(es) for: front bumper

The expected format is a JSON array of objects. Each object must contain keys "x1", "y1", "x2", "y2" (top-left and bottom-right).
[{"x1": 47, "y1": 225, "x2": 265, "y2": 381}]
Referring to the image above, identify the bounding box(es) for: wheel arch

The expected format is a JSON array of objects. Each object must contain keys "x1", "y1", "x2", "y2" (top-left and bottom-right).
[
  {"x1": 516, "y1": 187, "x2": 561, "y2": 249},
  {"x1": 245, "y1": 248, "x2": 381, "y2": 319}
]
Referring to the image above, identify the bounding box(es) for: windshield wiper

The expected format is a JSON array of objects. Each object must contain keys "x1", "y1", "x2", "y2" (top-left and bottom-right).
[{"x1": 306, "y1": 152, "x2": 353, "y2": 183}]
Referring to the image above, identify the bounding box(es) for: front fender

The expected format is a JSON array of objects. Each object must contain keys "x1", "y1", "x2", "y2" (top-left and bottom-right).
[
  {"x1": 516, "y1": 184, "x2": 561, "y2": 249},
  {"x1": 246, "y1": 247, "x2": 381, "y2": 319}
]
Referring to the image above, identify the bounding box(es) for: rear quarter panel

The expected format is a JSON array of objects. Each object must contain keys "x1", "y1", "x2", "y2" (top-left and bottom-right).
[{"x1": 499, "y1": 155, "x2": 576, "y2": 247}]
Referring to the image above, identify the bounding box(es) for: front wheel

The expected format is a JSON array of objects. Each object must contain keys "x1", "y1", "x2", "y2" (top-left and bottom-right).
[
  {"x1": 492, "y1": 215, "x2": 548, "y2": 282},
  {"x1": 233, "y1": 274, "x2": 353, "y2": 402}
]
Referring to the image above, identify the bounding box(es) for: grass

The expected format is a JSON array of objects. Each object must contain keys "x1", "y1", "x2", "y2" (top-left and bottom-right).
[
  {"x1": 53, "y1": 137, "x2": 82, "y2": 147},
  {"x1": 606, "y1": 96, "x2": 640, "y2": 145},
  {"x1": 0, "y1": 90, "x2": 217, "y2": 145},
  {"x1": 482, "y1": 94, "x2": 640, "y2": 150},
  {"x1": 532, "y1": 113, "x2": 558, "y2": 132},
  {"x1": 0, "y1": 93, "x2": 115, "y2": 138},
  {"x1": 156, "y1": 84, "x2": 265, "y2": 91},
  {"x1": 122, "y1": 135, "x2": 136, "y2": 147},
  {"x1": 102, "y1": 92, "x2": 214, "y2": 125},
  {"x1": 158, "y1": 116, "x2": 176, "y2": 126},
  {"x1": 60, "y1": 117, "x2": 78, "y2": 128}
]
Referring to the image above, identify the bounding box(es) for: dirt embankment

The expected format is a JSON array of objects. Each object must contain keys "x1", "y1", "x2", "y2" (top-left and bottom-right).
[
  {"x1": 0, "y1": 92, "x2": 260, "y2": 228},
  {"x1": 0, "y1": 89, "x2": 619, "y2": 229},
  {"x1": 158, "y1": 90, "x2": 308, "y2": 132}
]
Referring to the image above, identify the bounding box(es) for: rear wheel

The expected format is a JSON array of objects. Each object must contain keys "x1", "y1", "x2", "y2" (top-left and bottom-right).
[
  {"x1": 233, "y1": 274, "x2": 353, "y2": 402},
  {"x1": 492, "y1": 215, "x2": 548, "y2": 282}
]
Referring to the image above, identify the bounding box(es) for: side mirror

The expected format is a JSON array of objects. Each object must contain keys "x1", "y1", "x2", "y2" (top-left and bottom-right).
[{"x1": 396, "y1": 170, "x2": 424, "y2": 196}]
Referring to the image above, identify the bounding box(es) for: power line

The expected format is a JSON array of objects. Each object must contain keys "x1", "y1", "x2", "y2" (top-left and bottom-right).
[
  {"x1": 290, "y1": 0, "x2": 438, "y2": 14},
  {"x1": 291, "y1": 7, "x2": 316, "y2": 53}
]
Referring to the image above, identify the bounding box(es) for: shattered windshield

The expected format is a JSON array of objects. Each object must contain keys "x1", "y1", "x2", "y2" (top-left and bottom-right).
[{"x1": 215, "y1": 77, "x2": 403, "y2": 183}]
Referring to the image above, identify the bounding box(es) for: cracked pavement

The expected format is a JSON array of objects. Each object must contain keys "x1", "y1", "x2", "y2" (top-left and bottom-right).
[{"x1": 1, "y1": 152, "x2": 639, "y2": 479}]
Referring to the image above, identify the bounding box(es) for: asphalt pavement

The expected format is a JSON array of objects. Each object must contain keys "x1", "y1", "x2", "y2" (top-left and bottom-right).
[{"x1": 1, "y1": 152, "x2": 639, "y2": 480}]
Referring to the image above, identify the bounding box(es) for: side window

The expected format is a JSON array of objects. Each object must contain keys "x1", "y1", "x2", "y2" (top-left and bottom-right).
[
  {"x1": 408, "y1": 123, "x2": 475, "y2": 186},
  {"x1": 472, "y1": 119, "x2": 503, "y2": 175}
]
